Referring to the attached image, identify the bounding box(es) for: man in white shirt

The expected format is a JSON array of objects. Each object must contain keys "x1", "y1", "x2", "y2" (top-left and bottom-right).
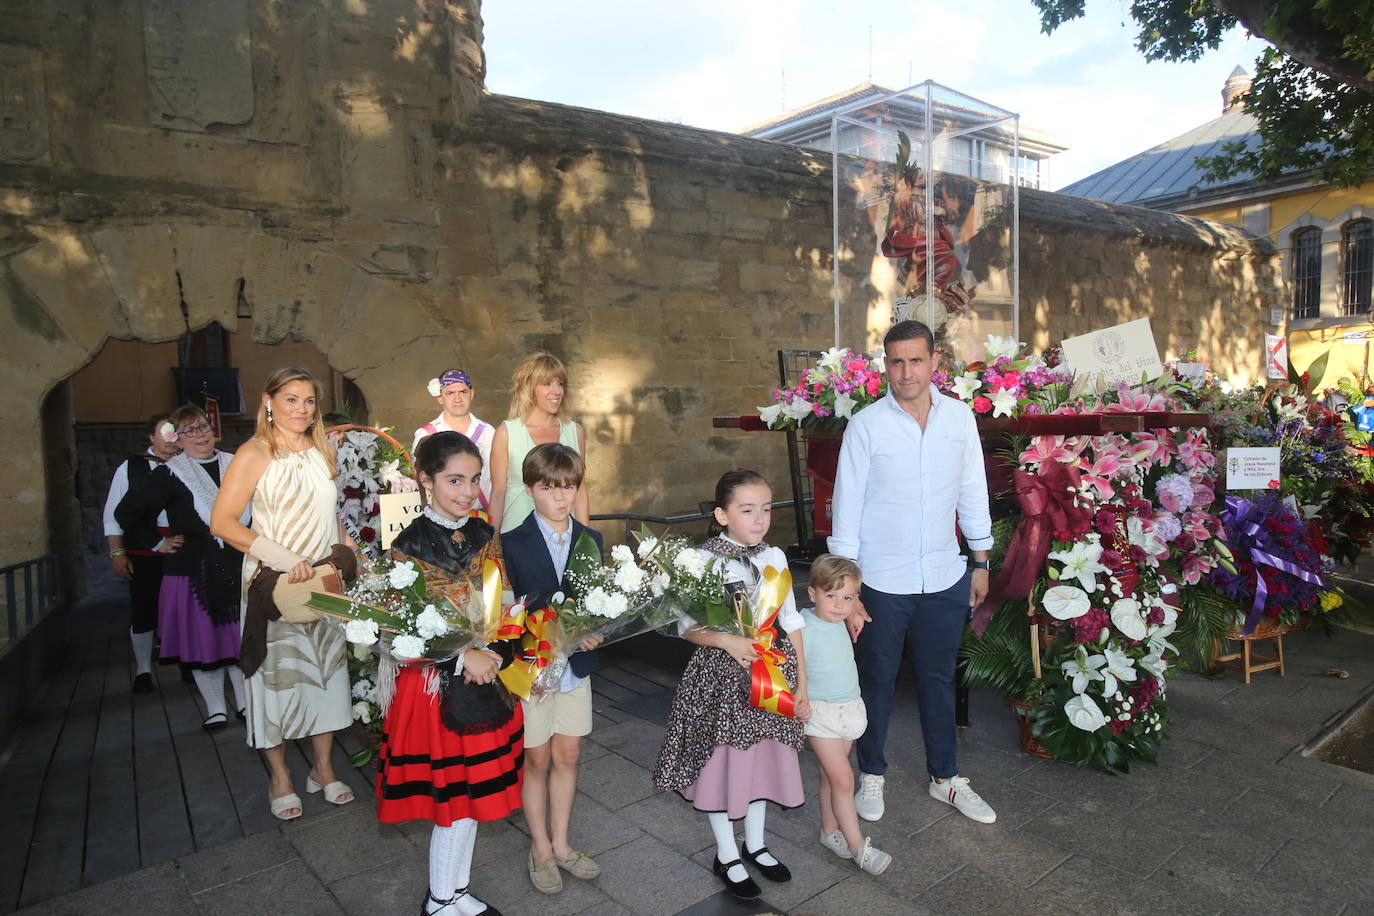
[
  {"x1": 104, "y1": 414, "x2": 182, "y2": 692},
  {"x1": 413, "y1": 369, "x2": 494, "y2": 509},
  {"x1": 829, "y1": 320, "x2": 997, "y2": 825}
]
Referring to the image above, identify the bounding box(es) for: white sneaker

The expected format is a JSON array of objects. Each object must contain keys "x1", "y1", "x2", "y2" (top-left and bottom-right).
[
  {"x1": 929, "y1": 775, "x2": 996, "y2": 823},
  {"x1": 819, "y1": 829, "x2": 851, "y2": 860},
  {"x1": 855, "y1": 773, "x2": 885, "y2": 821},
  {"x1": 853, "y1": 837, "x2": 892, "y2": 876}
]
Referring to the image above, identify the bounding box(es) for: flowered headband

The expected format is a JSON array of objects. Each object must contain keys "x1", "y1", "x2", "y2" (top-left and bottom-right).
[
  {"x1": 426, "y1": 369, "x2": 473, "y2": 397},
  {"x1": 158, "y1": 421, "x2": 178, "y2": 444}
]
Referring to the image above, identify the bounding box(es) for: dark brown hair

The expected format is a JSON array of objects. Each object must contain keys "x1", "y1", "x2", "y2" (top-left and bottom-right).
[
  {"x1": 707, "y1": 467, "x2": 770, "y2": 537},
  {"x1": 522, "y1": 442, "x2": 584, "y2": 488}
]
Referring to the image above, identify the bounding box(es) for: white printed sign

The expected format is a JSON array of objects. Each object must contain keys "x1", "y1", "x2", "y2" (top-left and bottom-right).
[
  {"x1": 1344, "y1": 331, "x2": 1369, "y2": 346},
  {"x1": 378, "y1": 491, "x2": 424, "y2": 549},
  {"x1": 1225, "y1": 447, "x2": 1282, "y2": 491},
  {"x1": 1265, "y1": 334, "x2": 1288, "y2": 380},
  {"x1": 1060, "y1": 318, "x2": 1163, "y2": 387}
]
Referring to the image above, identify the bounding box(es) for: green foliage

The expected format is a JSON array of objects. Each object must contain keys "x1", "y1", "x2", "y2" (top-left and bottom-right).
[
  {"x1": 1171, "y1": 582, "x2": 1234, "y2": 670},
  {"x1": 1029, "y1": 0, "x2": 1374, "y2": 188},
  {"x1": 1029, "y1": 679, "x2": 1166, "y2": 774}
]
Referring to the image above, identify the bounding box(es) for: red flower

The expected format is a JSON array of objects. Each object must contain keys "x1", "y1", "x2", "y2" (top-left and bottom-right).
[
  {"x1": 972, "y1": 396, "x2": 993, "y2": 414},
  {"x1": 359, "y1": 526, "x2": 377, "y2": 543}
]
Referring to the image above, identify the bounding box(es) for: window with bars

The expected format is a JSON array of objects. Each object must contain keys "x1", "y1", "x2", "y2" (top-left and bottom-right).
[
  {"x1": 1342, "y1": 219, "x2": 1373, "y2": 316},
  {"x1": 1291, "y1": 227, "x2": 1322, "y2": 319}
]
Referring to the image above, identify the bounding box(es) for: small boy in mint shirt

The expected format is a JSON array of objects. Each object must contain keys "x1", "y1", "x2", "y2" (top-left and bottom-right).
[{"x1": 802, "y1": 554, "x2": 892, "y2": 875}]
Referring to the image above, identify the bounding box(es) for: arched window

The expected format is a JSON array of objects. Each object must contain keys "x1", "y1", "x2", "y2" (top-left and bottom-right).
[
  {"x1": 1291, "y1": 227, "x2": 1322, "y2": 319},
  {"x1": 1342, "y1": 219, "x2": 1373, "y2": 316}
]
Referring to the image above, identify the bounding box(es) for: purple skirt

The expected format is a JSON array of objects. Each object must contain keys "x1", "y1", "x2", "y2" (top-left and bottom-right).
[
  {"x1": 158, "y1": 575, "x2": 240, "y2": 669},
  {"x1": 679, "y1": 739, "x2": 804, "y2": 819}
]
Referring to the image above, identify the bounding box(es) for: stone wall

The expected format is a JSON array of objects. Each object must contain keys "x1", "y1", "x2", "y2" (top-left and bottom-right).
[{"x1": 0, "y1": 0, "x2": 1279, "y2": 582}]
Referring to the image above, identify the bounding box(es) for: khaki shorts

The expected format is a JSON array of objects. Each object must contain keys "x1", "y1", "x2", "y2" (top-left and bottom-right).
[
  {"x1": 804, "y1": 697, "x2": 868, "y2": 741},
  {"x1": 520, "y1": 678, "x2": 593, "y2": 748}
]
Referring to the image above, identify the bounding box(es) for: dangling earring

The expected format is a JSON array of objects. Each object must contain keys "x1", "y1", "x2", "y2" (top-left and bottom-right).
[{"x1": 266, "y1": 403, "x2": 274, "y2": 424}]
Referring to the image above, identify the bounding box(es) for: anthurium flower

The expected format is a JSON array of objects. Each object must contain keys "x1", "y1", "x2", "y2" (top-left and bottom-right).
[
  {"x1": 1042, "y1": 584, "x2": 1091, "y2": 620},
  {"x1": 1048, "y1": 540, "x2": 1109, "y2": 592},
  {"x1": 1064, "y1": 693, "x2": 1108, "y2": 732},
  {"x1": 1100, "y1": 643, "x2": 1139, "y2": 697},
  {"x1": 951, "y1": 373, "x2": 983, "y2": 400},
  {"x1": 1061, "y1": 645, "x2": 1107, "y2": 694},
  {"x1": 1109, "y1": 597, "x2": 1149, "y2": 641}
]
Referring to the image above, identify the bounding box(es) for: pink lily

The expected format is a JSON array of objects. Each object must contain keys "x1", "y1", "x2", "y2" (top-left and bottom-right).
[{"x1": 1019, "y1": 435, "x2": 1074, "y2": 467}]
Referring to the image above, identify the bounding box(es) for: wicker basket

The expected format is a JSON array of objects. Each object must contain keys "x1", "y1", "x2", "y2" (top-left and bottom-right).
[
  {"x1": 1004, "y1": 696, "x2": 1053, "y2": 759},
  {"x1": 326, "y1": 424, "x2": 412, "y2": 463}
]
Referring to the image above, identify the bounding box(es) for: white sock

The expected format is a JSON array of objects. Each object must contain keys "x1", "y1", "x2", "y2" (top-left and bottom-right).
[
  {"x1": 708, "y1": 812, "x2": 748, "y2": 883},
  {"x1": 130, "y1": 629, "x2": 155, "y2": 676},
  {"x1": 428, "y1": 820, "x2": 487, "y2": 914},
  {"x1": 743, "y1": 800, "x2": 778, "y2": 866},
  {"x1": 227, "y1": 665, "x2": 247, "y2": 711},
  {"x1": 192, "y1": 668, "x2": 227, "y2": 718}
]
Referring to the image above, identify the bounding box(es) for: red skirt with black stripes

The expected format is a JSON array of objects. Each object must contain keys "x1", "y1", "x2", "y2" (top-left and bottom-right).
[{"x1": 375, "y1": 666, "x2": 524, "y2": 826}]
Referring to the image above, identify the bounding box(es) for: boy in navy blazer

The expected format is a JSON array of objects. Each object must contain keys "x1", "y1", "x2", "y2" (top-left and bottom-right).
[{"x1": 502, "y1": 443, "x2": 606, "y2": 894}]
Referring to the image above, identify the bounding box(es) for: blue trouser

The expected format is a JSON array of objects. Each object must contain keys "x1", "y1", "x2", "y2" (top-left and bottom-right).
[{"x1": 854, "y1": 572, "x2": 971, "y2": 779}]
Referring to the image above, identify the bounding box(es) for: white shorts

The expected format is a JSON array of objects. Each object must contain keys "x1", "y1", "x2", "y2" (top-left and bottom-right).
[
  {"x1": 804, "y1": 697, "x2": 868, "y2": 741},
  {"x1": 520, "y1": 678, "x2": 593, "y2": 748}
]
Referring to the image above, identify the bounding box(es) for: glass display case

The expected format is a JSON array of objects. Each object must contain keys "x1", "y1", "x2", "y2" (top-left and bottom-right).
[{"x1": 829, "y1": 81, "x2": 1020, "y2": 361}]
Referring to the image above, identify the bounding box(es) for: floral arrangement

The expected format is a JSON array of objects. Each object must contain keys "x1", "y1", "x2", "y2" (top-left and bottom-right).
[
  {"x1": 933, "y1": 335, "x2": 1073, "y2": 418},
  {"x1": 963, "y1": 379, "x2": 1234, "y2": 771},
  {"x1": 758, "y1": 347, "x2": 887, "y2": 433},
  {"x1": 332, "y1": 427, "x2": 418, "y2": 555},
  {"x1": 1208, "y1": 491, "x2": 1328, "y2": 631}
]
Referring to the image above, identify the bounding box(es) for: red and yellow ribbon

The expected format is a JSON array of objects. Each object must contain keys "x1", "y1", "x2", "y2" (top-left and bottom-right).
[
  {"x1": 747, "y1": 565, "x2": 795, "y2": 718},
  {"x1": 498, "y1": 604, "x2": 558, "y2": 700}
]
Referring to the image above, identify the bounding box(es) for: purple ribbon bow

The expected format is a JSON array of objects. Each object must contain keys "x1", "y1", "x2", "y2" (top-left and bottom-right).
[{"x1": 1222, "y1": 495, "x2": 1325, "y2": 635}]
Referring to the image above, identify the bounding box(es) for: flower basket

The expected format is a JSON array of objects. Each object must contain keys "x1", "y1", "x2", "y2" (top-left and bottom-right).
[{"x1": 1004, "y1": 696, "x2": 1053, "y2": 759}]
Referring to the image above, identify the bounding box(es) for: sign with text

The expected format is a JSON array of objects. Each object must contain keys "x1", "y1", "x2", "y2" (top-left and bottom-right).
[
  {"x1": 1265, "y1": 334, "x2": 1288, "y2": 380},
  {"x1": 1060, "y1": 318, "x2": 1163, "y2": 387},
  {"x1": 378, "y1": 491, "x2": 424, "y2": 550},
  {"x1": 1226, "y1": 447, "x2": 1282, "y2": 491}
]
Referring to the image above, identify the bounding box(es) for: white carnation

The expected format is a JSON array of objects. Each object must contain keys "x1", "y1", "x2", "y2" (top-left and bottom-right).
[
  {"x1": 636, "y1": 537, "x2": 659, "y2": 559},
  {"x1": 614, "y1": 563, "x2": 646, "y2": 593},
  {"x1": 388, "y1": 562, "x2": 421, "y2": 590},
  {"x1": 604, "y1": 591, "x2": 629, "y2": 618},
  {"x1": 651, "y1": 571, "x2": 670, "y2": 597},
  {"x1": 352, "y1": 700, "x2": 372, "y2": 724},
  {"x1": 673, "y1": 549, "x2": 708, "y2": 578},
  {"x1": 390, "y1": 634, "x2": 426, "y2": 660},
  {"x1": 584, "y1": 587, "x2": 610, "y2": 617},
  {"x1": 344, "y1": 618, "x2": 380, "y2": 647},
  {"x1": 611, "y1": 544, "x2": 634, "y2": 565},
  {"x1": 415, "y1": 604, "x2": 449, "y2": 639}
]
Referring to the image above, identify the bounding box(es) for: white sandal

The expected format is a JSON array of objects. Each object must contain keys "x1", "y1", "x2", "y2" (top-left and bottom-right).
[
  {"x1": 307, "y1": 772, "x2": 355, "y2": 805},
  {"x1": 270, "y1": 792, "x2": 303, "y2": 821}
]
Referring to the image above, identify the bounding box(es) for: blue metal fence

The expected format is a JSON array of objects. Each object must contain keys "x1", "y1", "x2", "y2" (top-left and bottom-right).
[{"x1": 3, "y1": 556, "x2": 62, "y2": 645}]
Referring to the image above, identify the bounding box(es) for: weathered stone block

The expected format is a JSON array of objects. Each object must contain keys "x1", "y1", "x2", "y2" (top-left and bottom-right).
[{"x1": 90, "y1": 224, "x2": 186, "y2": 342}]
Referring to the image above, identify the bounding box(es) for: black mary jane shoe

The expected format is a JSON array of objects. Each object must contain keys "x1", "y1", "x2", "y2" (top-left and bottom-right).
[
  {"x1": 421, "y1": 888, "x2": 502, "y2": 916},
  {"x1": 741, "y1": 845, "x2": 792, "y2": 882},
  {"x1": 712, "y1": 857, "x2": 761, "y2": 900},
  {"x1": 201, "y1": 712, "x2": 228, "y2": 732},
  {"x1": 132, "y1": 673, "x2": 154, "y2": 694}
]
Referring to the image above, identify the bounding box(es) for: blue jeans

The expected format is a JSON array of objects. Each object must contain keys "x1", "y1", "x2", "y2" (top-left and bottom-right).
[{"x1": 854, "y1": 572, "x2": 971, "y2": 779}]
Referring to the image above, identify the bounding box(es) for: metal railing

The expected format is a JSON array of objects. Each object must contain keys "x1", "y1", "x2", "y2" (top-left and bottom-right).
[
  {"x1": 590, "y1": 499, "x2": 804, "y2": 547},
  {"x1": 3, "y1": 556, "x2": 62, "y2": 646}
]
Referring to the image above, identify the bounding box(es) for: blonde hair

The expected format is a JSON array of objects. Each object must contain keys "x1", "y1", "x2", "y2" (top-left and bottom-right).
[
  {"x1": 508, "y1": 352, "x2": 570, "y2": 422},
  {"x1": 809, "y1": 554, "x2": 862, "y2": 593},
  {"x1": 253, "y1": 366, "x2": 336, "y2": 477}
]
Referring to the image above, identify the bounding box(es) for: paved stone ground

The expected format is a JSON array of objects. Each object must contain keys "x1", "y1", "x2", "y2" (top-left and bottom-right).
[{"x1": 5, "y1": 559, "x2": 1374, "y2": 915}]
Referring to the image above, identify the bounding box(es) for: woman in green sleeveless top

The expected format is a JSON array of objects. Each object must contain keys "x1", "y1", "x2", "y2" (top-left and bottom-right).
[{"x1": 489, "y1": 352, "x2": 589, "y2": 533}]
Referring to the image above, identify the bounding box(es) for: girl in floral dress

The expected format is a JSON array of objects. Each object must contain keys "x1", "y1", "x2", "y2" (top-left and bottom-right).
[
  {"x1": 378, "y1": 432, "x2": 522, "y2": 916},
  {"x1": 654, "y1": 468, "x2": 810, "y2": 901}
]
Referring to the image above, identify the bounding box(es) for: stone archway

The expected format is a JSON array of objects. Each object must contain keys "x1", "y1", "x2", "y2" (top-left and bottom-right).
[{"x1": 0, "y1": 220, "x2": 466, "y2": 572}]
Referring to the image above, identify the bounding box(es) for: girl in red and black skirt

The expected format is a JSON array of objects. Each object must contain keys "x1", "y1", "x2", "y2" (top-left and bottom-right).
[{"x1": 379, "y1": 431, "x2": 523, "y2": 916}]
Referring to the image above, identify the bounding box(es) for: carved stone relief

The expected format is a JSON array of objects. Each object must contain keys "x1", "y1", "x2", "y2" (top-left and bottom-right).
[
  {"x1": 143, "y1": 0, "x2": 254, "y2": 131},
  {"x1": 0, "y1": 44, "x2": 48, "y2": 163}
]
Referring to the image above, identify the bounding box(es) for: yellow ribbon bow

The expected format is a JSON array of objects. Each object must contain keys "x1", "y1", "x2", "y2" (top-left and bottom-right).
[{"x1": 748, "y1": 565, "x2": 795, "y2": 718}]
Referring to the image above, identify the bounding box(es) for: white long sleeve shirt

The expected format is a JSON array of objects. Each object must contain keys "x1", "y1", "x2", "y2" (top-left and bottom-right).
[{"x1": 828, "y1": 390, "x2": 993, "y2": 595}]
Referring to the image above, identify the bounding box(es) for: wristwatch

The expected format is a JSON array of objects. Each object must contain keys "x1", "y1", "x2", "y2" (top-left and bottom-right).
[{"x1": 970, "y1": 560, "x2": 990, "y2": 570}]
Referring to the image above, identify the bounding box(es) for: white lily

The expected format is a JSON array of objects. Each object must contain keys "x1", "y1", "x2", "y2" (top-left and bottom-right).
[
  {"x1": 834, "y1": 391, "x2": 857, "y2": 419},
  {"x1": 1048, "y1": 540, "x2": 1109, "y2": 593},
  {"x1": 1139, "y1": 648, "x2": 1169, "y2": 678},
  {"x1": 1064, "y1": 693, "x2": 1108, "y2": 732},
  {"x1": 816, "y1": 347, "x2": 847, "y2": 375},
  {"x1": 951, "y1": 374, "x2": 983, "y2": 401},
  {"x1": 990, "y1": 388, "x2": 1019, "y2": 418},
  {"x1": 1100, "y1": 644, "x2": 1139, "y2": 697},
  {"x1": 1060, "y1": 645, "x2": 1107, "y2": 694},
  {"x1": 758, "y1": 402, "x2": 785, "y2": 427},
  {"x1": 782, "y1": 396, "x2": 814, "y2": 422},
  {"x1": 984, "y1": 334, "x2": 1023, "y2": 361}
]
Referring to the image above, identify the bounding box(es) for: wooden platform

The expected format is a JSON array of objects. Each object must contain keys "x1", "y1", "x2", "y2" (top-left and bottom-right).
[{"x1": 0, "y1": 579, "x2": 374, "y2": 914}]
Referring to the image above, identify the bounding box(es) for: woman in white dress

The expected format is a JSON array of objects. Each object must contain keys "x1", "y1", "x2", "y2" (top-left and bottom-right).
[{"x1": 211, "y1": 366, "x2": 354, "y2": 820}]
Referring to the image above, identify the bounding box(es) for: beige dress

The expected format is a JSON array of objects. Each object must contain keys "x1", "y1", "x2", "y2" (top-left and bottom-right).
[{"x1": 241, "y1": 447, "x2": 350, "y2": 748}]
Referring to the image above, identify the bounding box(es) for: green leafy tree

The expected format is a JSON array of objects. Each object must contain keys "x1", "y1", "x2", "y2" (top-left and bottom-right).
[{"x1": 1032, "y1": 0, "x2": 1374, "y2": 188}]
